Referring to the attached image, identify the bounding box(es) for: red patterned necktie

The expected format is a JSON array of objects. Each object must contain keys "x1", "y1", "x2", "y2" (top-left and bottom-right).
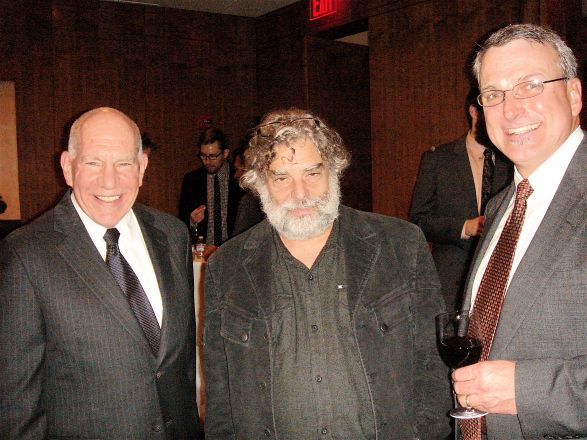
[{"x1": 460, "y1": 179, "x2": 533, "y2": 440}]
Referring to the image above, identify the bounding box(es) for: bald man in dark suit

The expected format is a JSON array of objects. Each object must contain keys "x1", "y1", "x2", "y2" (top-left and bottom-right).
[{"x1": 0, "y1": 107, "x2": 199, "y2": 439}]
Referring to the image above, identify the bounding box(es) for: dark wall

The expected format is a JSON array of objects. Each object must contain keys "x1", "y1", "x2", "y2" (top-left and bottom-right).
[
  {"x1": 1, "y1": 0, "x2": 257, "y2": 221},
  {"x1": 2, "y1": 0, "x2": 585, "y2": 223}
]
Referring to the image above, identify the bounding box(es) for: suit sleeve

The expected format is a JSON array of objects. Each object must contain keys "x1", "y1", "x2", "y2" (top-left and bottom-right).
[
  {"x1": 409, "y1": 150, "x2": 470, "y2": 245},
  {"x1": 515, "y1": 357, "x2": 587, "y2": 436},
  {"x1": 203, "y1": 263, "x2": 236, "y2": 439},
  {"x1": 0, "y1": 240, "x2": 47, "y2": 439}
]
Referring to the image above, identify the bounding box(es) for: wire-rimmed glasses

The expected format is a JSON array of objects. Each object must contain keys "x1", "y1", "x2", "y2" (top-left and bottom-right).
[{"x1": 477, "y1": 76, "x2": 568, "y2": 107}]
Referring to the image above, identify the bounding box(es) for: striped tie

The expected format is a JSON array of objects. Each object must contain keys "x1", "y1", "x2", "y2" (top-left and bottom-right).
[
  {"x1": 460, "y1": 179, "x2": 533, "y2": 439},
  {"x1": 104, "y1": 228, "x2": 160, "y2": 355}
]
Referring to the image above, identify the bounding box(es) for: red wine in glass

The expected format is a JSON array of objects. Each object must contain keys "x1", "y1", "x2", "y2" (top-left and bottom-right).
[{"x1": 436, "y1": 311, "x2": 488, "y2": 419}]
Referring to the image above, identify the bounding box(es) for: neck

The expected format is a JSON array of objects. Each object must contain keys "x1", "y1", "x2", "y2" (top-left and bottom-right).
[{"x1": 280, "y1": 223, "x2": 333, "y2": 269}]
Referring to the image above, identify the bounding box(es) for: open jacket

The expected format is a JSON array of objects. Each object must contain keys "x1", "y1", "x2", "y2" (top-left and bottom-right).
[{"x1": 204, "y1": 205, "x2": 451, "y2": 439}]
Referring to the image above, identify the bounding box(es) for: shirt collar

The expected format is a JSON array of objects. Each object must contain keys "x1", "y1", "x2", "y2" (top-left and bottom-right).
[{"x1": 515, "y1": 126, "x2": 584, "y2": 194}]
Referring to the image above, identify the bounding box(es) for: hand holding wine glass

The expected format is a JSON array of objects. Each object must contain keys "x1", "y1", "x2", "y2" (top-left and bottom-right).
[{"x1": 436, "y1": 310, "x2": 488, "y2": 419}]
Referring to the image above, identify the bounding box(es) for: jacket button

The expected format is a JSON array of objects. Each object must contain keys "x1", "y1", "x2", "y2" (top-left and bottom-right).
[
  {"x1": 321, "y1": 427, "x2": 328, "y2": 435},
  {"x1": 263, "y1": 332, "x2": 269, "y2": 341},
  {"x1": 155, "y1": 371, "x2": 162, "y2": 379},
  {"x1": 264, "y1": 427, "x2": 272, "y2": 437},
  {"x1": 152, "y1": 423, "x2": 162, "y2": 432},
  {"x1": 316, "y1": 375, "x2": 322, "y2": 382},
  {"x1": 241, "y1": 332, "x2": 249, "y2": 342},
  {"x1": 258, "y1": 381, "x2": 267, "y2": 391},
  {"x1": 380, "y1": 323, "x2": 389, "y2": 333}
]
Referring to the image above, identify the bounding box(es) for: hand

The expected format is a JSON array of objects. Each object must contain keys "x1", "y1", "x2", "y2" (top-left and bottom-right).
[
  {"x1": 203, "y1": 244, "x2": 218, "y2": 260},
  {"x1": 190, "y1": 205, "x2": 206, "y2": 224},
  {"x1": 452, "y1": 360, "x2": 517, "y2": 414},
  {"x1": 464, "y1": 216, "x2": 485, "y2": 237}
]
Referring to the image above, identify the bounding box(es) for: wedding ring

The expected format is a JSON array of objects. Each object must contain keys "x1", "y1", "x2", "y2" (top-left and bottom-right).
[{"x1": 465, "y1": 394, "x2": 471, "y2": 408}]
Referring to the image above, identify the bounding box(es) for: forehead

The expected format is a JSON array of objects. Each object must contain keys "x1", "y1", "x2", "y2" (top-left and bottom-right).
[
  {"x1": 79, "y1": 112, "x2": 136, "y2": 154},
  {"x1": 479, "y1": 39, "x2": 561, "y2": 85},
  {"x1": 269, "y1": 138, "x2": 322, "y2": 170},
  {"x1": 201, "y1": 141, "x2": 222, "y2": 154}
]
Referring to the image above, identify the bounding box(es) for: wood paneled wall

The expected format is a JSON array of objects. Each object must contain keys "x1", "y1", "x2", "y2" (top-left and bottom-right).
[
  {"x1": 2, "y1": 0, "x2": 584, "y2": 223},
  {"x1": 1, "y1": 0, "x2": 257, "y2": 221}
]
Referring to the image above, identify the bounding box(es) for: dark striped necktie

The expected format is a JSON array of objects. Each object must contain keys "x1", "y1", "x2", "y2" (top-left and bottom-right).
[{"x1": 104, "y1": 228, "x2": 160, "y2": 355}]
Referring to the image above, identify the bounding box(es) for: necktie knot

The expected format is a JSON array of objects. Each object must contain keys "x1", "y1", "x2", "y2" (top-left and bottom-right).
[
  {"x1": 516, "y1": 179, "x2": 534, "y2": 202},
  {"x1": 103, "y1": 228, "x2": 120, "y2": 245}
]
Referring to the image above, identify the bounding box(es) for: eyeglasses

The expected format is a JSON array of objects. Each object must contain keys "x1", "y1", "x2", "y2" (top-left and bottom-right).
[
  {"x1": 253, "y1": 117, "x2": 321, "y2": 139},
  {"x1": 199, "y1": 151, "x2": 224, "y2": 161},
  {"x1": 477, "y1": 77, "x2": 568, "y2": 107}
]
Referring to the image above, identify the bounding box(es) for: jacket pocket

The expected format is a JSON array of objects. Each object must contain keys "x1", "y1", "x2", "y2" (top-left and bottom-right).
[
  {"x1": 369, "y1": 288, "x2": 412, "y2": 336},
  {"x1": 221, "y1": 306, "x2": 254, "y2": 347}
]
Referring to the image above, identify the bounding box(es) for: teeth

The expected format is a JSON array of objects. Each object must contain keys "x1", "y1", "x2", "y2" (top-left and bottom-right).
[
  {"x1": 97, "y1": 195, "x2": 120, "y2": 202},
  {"x1": 507, "y1": 122, "x2": 540, "y2": 135}
]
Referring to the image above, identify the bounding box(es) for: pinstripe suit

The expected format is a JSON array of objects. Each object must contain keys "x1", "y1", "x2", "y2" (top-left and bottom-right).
[{"x1": 0, "y1": 192, "x2": 199, "y2": 439}]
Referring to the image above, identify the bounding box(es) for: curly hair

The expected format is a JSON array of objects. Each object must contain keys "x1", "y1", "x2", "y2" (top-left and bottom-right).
[{"x1": 241, "y1": 108, "x2": 350, "y2": 193}]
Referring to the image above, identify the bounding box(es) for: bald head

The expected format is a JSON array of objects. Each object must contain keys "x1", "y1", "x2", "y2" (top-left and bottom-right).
[{"x1": 60, "y1": 107, "x2": 148, "y2": 228}]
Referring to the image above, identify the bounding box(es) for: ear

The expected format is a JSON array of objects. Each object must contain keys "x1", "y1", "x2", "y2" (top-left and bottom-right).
[
  {"x1": 60, "y1": 151, "x2": 74, "y2": 187},
  {"x1": 568, "y1": 78, "x2": 582, "y2": 117},
  {"x1": 468, "y1": 104, "x2": 478, "y2": 122},
  {"x1": 138, "y1": 152, "x2": 149, "y2": 187}
]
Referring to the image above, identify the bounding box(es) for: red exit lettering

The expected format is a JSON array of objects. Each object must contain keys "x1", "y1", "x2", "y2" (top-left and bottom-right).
[{"x1": 310, "y1": 0, "x2": 337, "y2": 20}]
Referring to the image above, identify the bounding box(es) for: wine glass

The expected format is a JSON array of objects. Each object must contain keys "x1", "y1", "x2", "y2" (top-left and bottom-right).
[{"x1": 435, "y1": 310, "x2": 488, "y2": 419}]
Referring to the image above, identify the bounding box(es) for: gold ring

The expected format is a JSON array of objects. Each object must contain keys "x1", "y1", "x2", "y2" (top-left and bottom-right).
[{"x1": 465, "y1": 394, "x2": 471, "y2": 408}]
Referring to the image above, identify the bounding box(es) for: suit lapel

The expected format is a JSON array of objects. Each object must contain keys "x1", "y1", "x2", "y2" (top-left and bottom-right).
[
  {"x1": 54, "y1": 194, "x2": 150, "y2": 351},
  {"x1": 338, "y1": 206, "x2": 380, "y2": 314},
  {"x1": 135, "y1": 206, "x2": 189, "y2": 365},
  {"x1": 491, "y1": 139, "x2": 587, "y2": 356},
  {"x1": 452, "y1": 139, "x2": 479, "y2": 215}
]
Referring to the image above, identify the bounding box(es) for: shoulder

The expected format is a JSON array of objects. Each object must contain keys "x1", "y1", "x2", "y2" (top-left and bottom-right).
[
  {"x1": 339, "y1": 206, "x2": 423, "y2": 243},
  {"x1": 134, "y1": 204, "x2": 188, "y2": 236},
  {"x1": 425, "y1": 136, "x2": 465, "y2": 156},
  {"x1": 182, "y1": 167, "x2": 206, "y2": 184}
]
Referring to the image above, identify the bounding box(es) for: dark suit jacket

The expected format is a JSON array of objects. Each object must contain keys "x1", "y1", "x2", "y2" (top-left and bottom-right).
[
  {"x1": 460, "y1": 133, "x2": 587, "y2": 439},
  {"x1": 204, "y1": 206, "x2": 451, "y2": 439},
  {"x1": 178, "y1": 165, "x2": 243, "y2": 242},
  {"x1": 0, "y1": 192, "x2": 199, "y2": 439},
  {"x1": 409, "y1": 136, "x2": 513, "y2": 310}
]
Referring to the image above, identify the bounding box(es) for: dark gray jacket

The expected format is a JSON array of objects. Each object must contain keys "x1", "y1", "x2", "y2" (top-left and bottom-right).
[{"x1": 204, "y1": 205, "x2": 451, "y2": 439}]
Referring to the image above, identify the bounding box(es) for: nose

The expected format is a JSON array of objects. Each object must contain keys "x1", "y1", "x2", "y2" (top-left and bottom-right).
[
  {"x1": 291, "y1": 177, "x2": 308, "y2": 201},
  {"x1": 501, "y1": 91, "x2": 524, "y2": 121},
  {"x1": 100, "y1": 163, "x2": 117, "y2": 188}
]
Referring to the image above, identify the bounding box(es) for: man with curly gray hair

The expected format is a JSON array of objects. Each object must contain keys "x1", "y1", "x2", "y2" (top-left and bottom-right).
[{"x1": 203, "y1": 108, "x2": 451, "y2": 439}]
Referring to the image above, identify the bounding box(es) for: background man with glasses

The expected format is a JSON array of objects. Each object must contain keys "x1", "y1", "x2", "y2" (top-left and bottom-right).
[
  {"x1": 451, "y1": 24, "x2": 586, "y2": 439},
  {"x1": 179, "y1": 127, "x2": 243, "y2": 247},
  {"x1": 203, "y1": 108, "x2": 451, "y2": 439}
]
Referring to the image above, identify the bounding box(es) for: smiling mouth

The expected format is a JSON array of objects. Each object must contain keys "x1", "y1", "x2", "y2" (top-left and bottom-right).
[
  {"x1": 97, "y1": 195, "x2": 120, "y2": 202},
  {"x1": 506, "y1": 122, "x2": 541, "y2": 135}
]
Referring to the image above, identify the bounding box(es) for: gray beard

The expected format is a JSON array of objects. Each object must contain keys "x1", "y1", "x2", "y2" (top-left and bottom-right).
[{"x1": 258, "y1": 173, "x2": 340, "y2": 241}]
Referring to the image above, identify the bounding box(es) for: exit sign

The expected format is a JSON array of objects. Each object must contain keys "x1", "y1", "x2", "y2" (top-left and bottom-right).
[{"x1": 310, "y1": 0, "x2": 337, "y2": 20}]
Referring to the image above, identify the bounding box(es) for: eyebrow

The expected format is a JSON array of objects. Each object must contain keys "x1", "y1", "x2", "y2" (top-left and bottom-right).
[
  {"x1": 269, "y1": 162, "x2": 324, "y2": 176},
  {"x1": 481, "y1": 73, "x2": 544, "y2": 91}
]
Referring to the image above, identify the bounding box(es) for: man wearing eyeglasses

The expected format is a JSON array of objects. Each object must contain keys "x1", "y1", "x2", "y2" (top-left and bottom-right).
[
  {"x1": 203, "y1": 108, "x2": 451, "y2": 439},
  {"x1": 451, "y1": 24, "x2": 585, "y2": 439},
  {"x1": 178, "y1": 128, "x2": 243, "y2": 247}
]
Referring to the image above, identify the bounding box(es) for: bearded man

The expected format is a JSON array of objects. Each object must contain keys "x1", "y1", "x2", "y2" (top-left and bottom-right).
[{"x1": 203, "y1": 108, "x2": 451, "y2": 439}]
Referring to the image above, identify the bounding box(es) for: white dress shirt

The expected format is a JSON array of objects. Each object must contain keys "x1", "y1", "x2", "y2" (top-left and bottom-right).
[
  {"x1": 470, "y1": 127, "x2": 584, "y2": 308},
  {"x1": 71, "y1": 193, "x2": 163, "y2": 326}
]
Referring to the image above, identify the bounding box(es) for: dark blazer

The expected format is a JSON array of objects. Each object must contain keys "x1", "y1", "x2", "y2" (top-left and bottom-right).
[
  {"x1": 204, "y1": 205, "x2": 452, "y2": 439},
  {"x1": 178, "y1": 165, "x2": 243, "y2": 242},
  {"x1": 0, "y1": 193, "x2": 199, "y2": 439},
  {"x1": 409, "y1": 136, "x2": 513, "y2": 310},
  {"x1": 460, "y1": 133, "x2": 587, "y2": 439}
]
